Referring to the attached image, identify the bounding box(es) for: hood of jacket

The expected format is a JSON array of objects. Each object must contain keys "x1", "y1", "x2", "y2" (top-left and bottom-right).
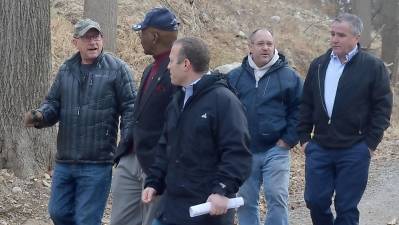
[
  {"x1": 241, "y1": 52, "x2": 289, "y2": 77},
  {"x1": 187, "y1": 72, "x2": 229, "y2": 102}
]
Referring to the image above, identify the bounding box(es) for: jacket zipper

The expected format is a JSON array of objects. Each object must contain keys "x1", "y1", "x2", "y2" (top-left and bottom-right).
[
  {"x1": 261, "y1": 76, "x2": 271, "y2": 97},
  {"x1": 317, "y1": 64, "x2": 331, "y2": 124}
]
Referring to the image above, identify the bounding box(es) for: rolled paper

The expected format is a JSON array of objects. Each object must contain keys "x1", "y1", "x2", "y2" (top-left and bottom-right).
[{"x1": 189, "y1": 197, "x2": 244, "y2": 217}]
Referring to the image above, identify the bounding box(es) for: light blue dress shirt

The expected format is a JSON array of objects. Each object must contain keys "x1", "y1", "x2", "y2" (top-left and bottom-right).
[
  {"x1": 324, "y1": 46, "x2": 358, "y2": 118},
  {"x1": 182, "y1": 78, "x2": 201, "y2": 109}
]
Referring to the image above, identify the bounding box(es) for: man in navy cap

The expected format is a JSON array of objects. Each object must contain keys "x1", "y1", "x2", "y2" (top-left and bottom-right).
[{"x1": 111, "y1": 7, "x2": 179, "y2": 225}]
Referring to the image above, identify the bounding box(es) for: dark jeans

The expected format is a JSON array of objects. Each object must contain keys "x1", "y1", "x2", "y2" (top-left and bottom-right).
[
  {"x1": 48, "y1": 163, "x2": 112, "y2": 225},
  {"x1": 304, "y1": 141, "x2": 370, "y2": 225}
]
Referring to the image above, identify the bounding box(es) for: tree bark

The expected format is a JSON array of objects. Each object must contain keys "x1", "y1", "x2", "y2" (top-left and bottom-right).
[
  {"x1": 352, "y1": 0, "x2": 373, "y2": 49},
  {"x1": 380, "y1": 0, "x2": 399, "y2": 123},
  {"x1": 84, "y1": 0, "x2": 118, "y2": 53},
  {"x1": 381, "y1": 0, "x2": 399, "y2": 86},
  {"x1": 0, "y1": 0, "x2": 56, "y2": 177}
]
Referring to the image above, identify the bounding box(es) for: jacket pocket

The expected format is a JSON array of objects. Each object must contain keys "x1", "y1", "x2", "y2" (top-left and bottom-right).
[
  {"x1": 334, "y1": 114, "x2": 362, "y2": 136},
  {"x1": 166, "y1": 170, "x2": 212, "y2": 199},
  {"x1": 257, "y1": 121, "x2": 281, "y2": 145}
]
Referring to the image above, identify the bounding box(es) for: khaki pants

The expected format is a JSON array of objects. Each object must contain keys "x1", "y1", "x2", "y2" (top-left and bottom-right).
[{"x1": 110, "y1": 153, "x2": 161, "y2": 225}]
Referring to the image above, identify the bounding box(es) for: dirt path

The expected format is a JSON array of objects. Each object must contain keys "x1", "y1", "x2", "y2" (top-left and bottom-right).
[
  {"x1": 359, "y1": 155, "x2": 399, "y2": 225},
  {"x1": 289, "y1": 139, "x2": 399, "y2": 225},
  {"x1": 1, "y1": 139, "x2": 397, "y2": 225}
]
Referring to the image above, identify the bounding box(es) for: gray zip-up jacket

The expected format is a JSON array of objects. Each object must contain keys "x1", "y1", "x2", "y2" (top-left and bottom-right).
[{"x1": 36, "y1": 52, "x2": 136, "y2": 164}]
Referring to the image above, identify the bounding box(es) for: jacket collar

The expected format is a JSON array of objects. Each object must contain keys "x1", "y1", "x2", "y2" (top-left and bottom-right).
[
  {"x1": 175, "y1": 72, "x2": 227, "y2": 109},
  {"x1": 241, "y1": 52, "x2": 288, "y2": 76},
  {"x1": 66, "y1": 50, "x2": 105, "y2": 68}
]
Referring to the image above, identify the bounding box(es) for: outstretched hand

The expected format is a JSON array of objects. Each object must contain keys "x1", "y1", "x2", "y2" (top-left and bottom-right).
[{"x1": 24, "y1": 110, "x2": 43, "y2": 127}]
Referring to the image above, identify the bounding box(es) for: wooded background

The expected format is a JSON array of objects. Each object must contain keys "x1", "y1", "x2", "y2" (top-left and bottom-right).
[{"x1": 0, "y1": 0, "x2": 398, "y2": 177}]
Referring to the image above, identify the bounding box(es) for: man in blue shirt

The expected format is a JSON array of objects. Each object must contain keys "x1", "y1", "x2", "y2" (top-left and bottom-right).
[{"x1": 298, "y1": 13, "x2": 392, "y2": 225}]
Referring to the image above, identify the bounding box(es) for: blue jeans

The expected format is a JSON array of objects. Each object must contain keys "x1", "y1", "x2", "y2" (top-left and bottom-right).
[
  {"x1": 304, "y1": 141, "x2": 370, "y2": 225},
  {"x1": 237, "y1": 145, "x2": 290, "y2": 225},
  {"x1": 48, "y1": 163, "x2": 112, "y2": 225}
]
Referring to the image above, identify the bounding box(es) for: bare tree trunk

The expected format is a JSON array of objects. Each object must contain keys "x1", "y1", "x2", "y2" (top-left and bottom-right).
[
  {"x1": 381, "y1": 0, "x2": 399, "y2": 87},
  {"x1": 352, "y1": 0, "x2": 373, "y2": 49},
  {"x1": 380, "y1": 0, "x2": 399, "y2": 124},
  {"x1": 84, "y1": 0, "x2": 117, "y2": 53},
  {"x1": 0, "y1": 0, "x2": 56, "y2": 177}
]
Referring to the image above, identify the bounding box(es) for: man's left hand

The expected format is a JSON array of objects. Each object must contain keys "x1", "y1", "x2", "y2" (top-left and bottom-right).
[{"x1": 207, "y1": 194, "x2": 229, "y2": 216}]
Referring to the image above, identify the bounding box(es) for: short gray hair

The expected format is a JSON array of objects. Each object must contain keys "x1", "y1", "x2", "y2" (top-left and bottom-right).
[{"x1": 334, "y1": 13, "x2": 363, "y2": 36}]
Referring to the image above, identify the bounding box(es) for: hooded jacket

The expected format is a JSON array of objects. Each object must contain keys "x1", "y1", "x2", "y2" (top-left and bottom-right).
[
  {"x1": 228, "y1": 53, "x2": 303, "y2": 152},
  {"x1": 145, "y1": 74, "x2": 251, "y2": 225}
]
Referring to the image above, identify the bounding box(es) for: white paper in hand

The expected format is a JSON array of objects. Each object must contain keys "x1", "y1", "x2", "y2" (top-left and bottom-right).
[{"x1": 189, "y1": 197, "x2": 244, "y2": 217}]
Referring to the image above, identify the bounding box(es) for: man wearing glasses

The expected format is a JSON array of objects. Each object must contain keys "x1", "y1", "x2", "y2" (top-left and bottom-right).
[{"x1": 24, "y1": 18, "x2": 136, "y2": 225}]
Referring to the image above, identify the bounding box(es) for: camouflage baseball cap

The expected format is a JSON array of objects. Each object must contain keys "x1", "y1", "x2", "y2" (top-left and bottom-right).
[{"x1": 74, "y1": 18, "x2": 102, "y2": 38}]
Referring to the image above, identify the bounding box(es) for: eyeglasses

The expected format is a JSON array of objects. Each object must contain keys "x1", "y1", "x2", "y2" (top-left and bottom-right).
[{"x1": 77, "y1": 34, "x2": 102, "y2": 42}]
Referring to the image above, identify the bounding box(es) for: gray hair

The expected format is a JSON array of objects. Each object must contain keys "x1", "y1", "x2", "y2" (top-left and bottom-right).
[{"x1": 334, "y1": 13, "x2": 363, "y2": 36}]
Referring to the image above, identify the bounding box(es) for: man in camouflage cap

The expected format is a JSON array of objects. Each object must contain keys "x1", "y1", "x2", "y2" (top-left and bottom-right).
[
  {"x1": 73, "y1": 18, "x2": 103, "y2": 38},
  {"x1": 24, "y1": 18, "x2": 136, "y2": 225}
]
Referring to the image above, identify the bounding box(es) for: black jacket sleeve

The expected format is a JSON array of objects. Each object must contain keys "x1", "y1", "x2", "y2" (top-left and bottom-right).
[
  {"x1": 281, "y1": 71, "x2": 303, "y2": 147},
  {"x1": 298, "y1": 61, "x2": 317, "y2": 145},
  {"x1": 115, "y1": 63, "x2": 136, "y2": 152},
  {"x1": 366, "y1": 61, "x2": 393, "y2": 150},
  {"x1": 144, "y1": 125, "x2": 168, "y2": 195},
  {"x1": 211, "y1": 89, "x2": 252, "y2": 196}
]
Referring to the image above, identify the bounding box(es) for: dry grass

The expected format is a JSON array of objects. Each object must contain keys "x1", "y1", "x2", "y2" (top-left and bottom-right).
[
  {"x1": 0, "y1": 1, "x2": 395, "y2": 224},
  {"x1": 50, "y1": 0, "x2": 333, "y2": 80}
]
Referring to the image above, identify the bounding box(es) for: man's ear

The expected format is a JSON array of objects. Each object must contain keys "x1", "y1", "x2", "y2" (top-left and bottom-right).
[
  {"x1": 152, "y1": 31, "x2": 159, "y2": 44},
  {"x1": 355, "y1": 34, "x2": 360, "y2": 43},
  {"x1": 72, "y1": 38, "x2": 78, "y2": 47},
  {"x1": 183, "y1": 58, "x2": 191, "y2": 71}
]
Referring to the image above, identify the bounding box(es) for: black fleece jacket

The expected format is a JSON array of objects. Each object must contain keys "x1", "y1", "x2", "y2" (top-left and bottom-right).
[{"x1": 145, "y1": 74, "x2": 251, "y2": 225}]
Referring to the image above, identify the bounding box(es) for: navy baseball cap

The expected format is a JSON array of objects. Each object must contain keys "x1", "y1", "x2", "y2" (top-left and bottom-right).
[{"x1": 132, "y1": 7, "x2": 179, "y2": 31}]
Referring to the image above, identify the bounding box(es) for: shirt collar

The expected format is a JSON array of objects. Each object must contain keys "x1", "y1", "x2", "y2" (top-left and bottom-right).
[
  {"x1": 182, "y1": 78, "x2": 201, "y2": 92},
  {"x1": 331, "y1": 45, "x2": 358, "y2": 64}
]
